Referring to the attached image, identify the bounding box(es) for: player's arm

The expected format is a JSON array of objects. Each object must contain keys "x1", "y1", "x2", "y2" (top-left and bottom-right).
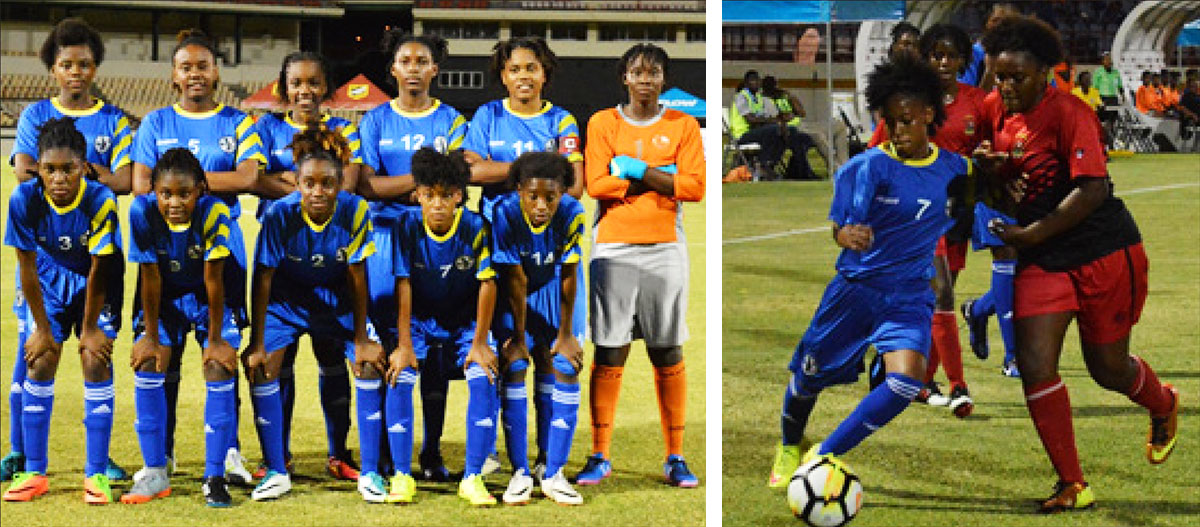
[
  {"x1": 463, "y1": 150, "x2": 511, "y2": 185},
  {"x1": 567, "y1": 161, "x2": 584, "y2": 199},
  {"x1": 79, "y1": 253, "x2": 115, "y2": 365},
  {"x1": 203, "y1": 257, "x2": 237, "y2": 375},
  {"x1": 356, "y1": 164, "x2": 416, "y2": 200},
  {"x1": 387, "y1": 276, "x2": 417, "y2": 385},
  {"x1": 12, "y1": 153, "x2": 38, "y2": 182},
  {"x1": 242, "y1": 264, "x2": 274, "y2": 383},
  {"x1": 131, "y1": 262, "x2": 171, "y2": 373},
  {"x1": 93, "y1": 163, "x2": 132, "y2": 195},
  {"x1": 15, "y1": 248, "x2": 61, "y2": 365},
  {"x1": 991, "y1": 177, "x2": 1108, "y2": 249},
  {"x1": 349, "y1": 261, "x2": 384, "y2": 377},
  {"x1": 341, "y1": 163, "x2": 362, "y2": 194},
  {"x1": 132, "y1": 162, "x2": 154, "y2": 195},
  {"x1": 583, "y1": 117, "x2": 629, "y2": 200},
  {"x1": 550, "y1": 262, "x2": 583, "y2": 373}
]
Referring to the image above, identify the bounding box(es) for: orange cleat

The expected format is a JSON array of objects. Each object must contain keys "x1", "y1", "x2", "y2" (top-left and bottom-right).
[
  {"x1": 327, "y1": 456, "x2": 360, "y2": 481},
  {"x1": 2, "y1": 472, "x2": 49, "y2": 502},
  {"x1": 83, "y1": 474, "x2": 114, "y2": 505},
  {"x1": 1147, "y1": 383, "x2": 1180, "y2": 465},
  {"x1": 1038, "y1": 481, "x2": 1095, "y2": 513}
]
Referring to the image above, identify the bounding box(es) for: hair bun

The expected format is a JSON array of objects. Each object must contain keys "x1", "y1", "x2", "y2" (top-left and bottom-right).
[{"x1": 176, "y1": 28, "x2": 207, "y2": 44}]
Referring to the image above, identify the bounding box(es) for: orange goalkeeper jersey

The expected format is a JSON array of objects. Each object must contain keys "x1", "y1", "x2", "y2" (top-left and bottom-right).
[{"x1": 585, "y1": 106, "x2": 705, "y2": 244}]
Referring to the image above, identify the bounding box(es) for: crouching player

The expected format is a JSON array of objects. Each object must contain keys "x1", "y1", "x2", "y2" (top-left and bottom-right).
[
  {"x1": 2, "y1": 118, "x2": 123, "y2": 503},
  {"x1": 240, "y1": 128, "x2": 382, "y2": 502},
  {"x1": 491, "y1": 152, "x2": 586, "y2": 505},
  {"x1": 120, "y1": 148, "x2": 245, "y2": 506},
  {"x1": 383, "y1": 148, "x2": 500, "y2": 506},
  {"x1": 768, "y1": 56, "x2": 975, "y2": 485}
]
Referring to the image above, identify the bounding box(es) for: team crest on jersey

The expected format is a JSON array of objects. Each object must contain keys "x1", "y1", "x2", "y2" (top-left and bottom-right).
[
  {"x1": 652, "y1": 134, "x2": 671, "y2": 149},
  {"x1": 169, "y1": 260, "x2": 182, "y2": 273},
  {"x1": 963, "y1": 115, "x2": 975, "y2": 137},
  {"x1": 454, "y1": 255, "x2": 475, "y2": 271},
  {"x1": 219, "y1": 136, "x2": 236, "y2": 154},
  {"x1": 1012, "y1": 130, "x2": 1029, "y2": 158},
  {"x1": 802, "y1": 355, "x2": 819, "y2": 376},
  {"x1": 94, "y1": 135, "x2": 112, "y2": 154},
  {"x1": 336, "y1": 247, "x2": 349, "y2": 262},
  {"x1": 188, "y1": 244, "x2": 203, "y2": 260},
  {"x1": 434, "y1": 136, "x2": 448, "y2": 153},
  {"x1": 543, "y1": 138, "x2": 557, "y2": 152}
]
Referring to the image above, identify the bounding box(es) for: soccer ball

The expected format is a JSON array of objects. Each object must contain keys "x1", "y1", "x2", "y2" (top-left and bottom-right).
[{"x1": 787, "y1": 456, "x2": 864, "y2": 527}]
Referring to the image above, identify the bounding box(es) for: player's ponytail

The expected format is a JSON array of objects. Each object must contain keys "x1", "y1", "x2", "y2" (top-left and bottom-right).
[
  {"x1": 290, "y1": 126, "x2": 350, "y2": 179},
  {"x1": 412, "y1": 147, "x2": 469, "y2": 194},
  {"x1": 151, "y1": 148, "x2": 208, "y2": 193},
  {"x1": 507, "y1": 151, "x2": 573, "y2": 191}
]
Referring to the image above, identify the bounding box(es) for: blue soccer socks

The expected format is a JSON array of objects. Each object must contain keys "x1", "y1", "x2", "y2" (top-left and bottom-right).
[
  {"x1": 544, "y1": 381, "x2": 580, "y2": 478},
  {"x1": 355, "y1": 378, "x2": 384, "y2": 476},
  {"x1": 384, "y1": 369, "x2": 417, "y2": 476},
  {"x1": 820, "y1": 373, "x2": 921, "y2": 456},
  {"x1": 22, "y1": 379, "x2": 54, "y2": 475},
  {"x1": 534, "y1": 373, "x2": 555, "y2": 461},
  {"x1": 992, "y1": 260, "x2": 1017, "y2": 362},
  {"x1": 204, "y1": 379, "x2": 236, "y2": 479},
  {"x1": 8, "y1": 340, "x2": 26, "y2": 455},
  {"x1": 83, "y1": 380, "x2": 116, "y2": 477},
  {"x1": 134, "y1": 372, "x2": 168, "y2": 469},
  {"x1": 502, "y1": 381, "x2": 531, "y2": 474},
  {"x1": 463, "y1": 364, "x2": 498, "y2": 477},
  {"x1": 251, "y1": 380, "x2": 288, "y2": 474}
]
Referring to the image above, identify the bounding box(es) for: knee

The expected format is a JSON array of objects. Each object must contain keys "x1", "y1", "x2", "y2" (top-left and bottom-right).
[
  {"x1": 648, "y1": 346, "x2": 683, "y2": 368},
  {"x1": 594, "y1": 345, "x2": 630, "y2": 367},
  {"x1": 80, "y1": 354, "x2": 111, "y2": 382},
  {"x1": 27, "y1": 353, "x2": 60, "y2": 381},
  {"x1": 502, "y1": 357, "x2": 528, "y2": 383},
  {"x1": 1084, "y1": 354, "x2": 1136, "y2": 392},
  {"x1": 203, "y1": 361, "x2": 235, "y2": 382},
  {"x1": 552, "y1": 354, "x2": 578, "y2": 383}
]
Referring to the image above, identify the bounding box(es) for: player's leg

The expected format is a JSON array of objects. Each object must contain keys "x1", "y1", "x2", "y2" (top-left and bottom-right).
[
  {"x1": 417, "y1": 344, "x2": 451, "y2": 482},
  {"x1": 990, "y1": 246, "x2": 1020, "y2": 376},
  {"x1": 192, "y1": 301, "x2": 244, "y2": 507},
  {"x1": 2, "y1": 285, "x2": 31, "y2": 481},
  {"x1": 540, "y1": 338, "x2": 583, "y2": 505},
  {"x1": 121, "y1": 301, "x2": 182, "y2": 505},
  {"x1": 277, "y1": 342, "x2": 300, "y2": 473},
  {"x1": 246, "y1": 301, "x2": 298, "y2": 502},
  {"x1": 932, "y1": 253, "x2": 970, "y2": 416},
  {"x1": 79, "y1": 287, "x2": 123, "y2": 505},
  {"x1": 312, "y1": 336, "x2": 356, "y2": 480},
  {"x1": 498, "y1": 325, "x2": 533, "y2": 505},
  {"x1": 221, "y1": 227, "x2": 252, "y2": 483},
  {"x1": 577, "y1": 344, "x2": 627, "y2": 485},
  {"x1": 458, "y1": 327, "x2": 499, "y2": 506},
  {"x1": 383, "y1": 330, "x2": 425, "y2": 504}
]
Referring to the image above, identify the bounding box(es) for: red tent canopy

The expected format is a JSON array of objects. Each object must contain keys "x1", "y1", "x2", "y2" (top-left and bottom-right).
[{"x1": 240, "y1": 74, "x2": 390, "y2": 111}]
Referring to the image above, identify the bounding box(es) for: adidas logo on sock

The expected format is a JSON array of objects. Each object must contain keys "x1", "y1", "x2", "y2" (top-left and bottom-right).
[
  {"x1": 1002, "y1": 312, "x2": 1013, "y2": 319},
  {"x1": 91, "y1": 404, "x2": 112, "y2": 415},
  {"x1": 388, "y1": 422, "x2": 407, "y2": 433},
  {"x1": 24, "y1": 404, "x2": 45, "y2": 413},
  {"x1": 551, "y1": 418, "x2": 569, "y2": 429},
  {"x1": 367, "y1": 411, "x2": 381, "y2": 421},
  {"x1": 256, "y1": 417, "x2": 271, "y2": 426},
  {"x1": 474, "y1": 417, "x2": 494, "y2": 427},
  {"x1": 205, "y1": 424, "x2": 216, "y2": 434}
]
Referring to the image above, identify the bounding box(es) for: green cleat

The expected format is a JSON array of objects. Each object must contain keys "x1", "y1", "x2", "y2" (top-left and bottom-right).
[
  {"x1": 768, "y1": 443, "x2": 801, "y2": 489},
  {"x1": 457, "y1": 474, "x2": 496, "y2": 506},
  {"x1": 385, "y1": 473, "x2": 416, "y2": 504},
  {"x1": 84, "y1": 473, "x2": 115, "y2": 504}
]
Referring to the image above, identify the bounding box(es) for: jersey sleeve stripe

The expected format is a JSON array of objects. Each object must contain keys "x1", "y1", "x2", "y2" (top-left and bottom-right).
[
  {"x1": 235, "y1": 116, "x2": 255, "y2": 139},
  {"x1": 205, "y1": 202, "x2": 231, "y2": 233},
  {"x1": 558, "y1": 115, "x2": 578, "y2": 133},
  {"x1": 110, "y1": 134, "x2": 133, "y2": 167}
]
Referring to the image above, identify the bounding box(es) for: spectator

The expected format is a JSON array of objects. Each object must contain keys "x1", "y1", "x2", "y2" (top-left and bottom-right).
[
  {"x1": 761, "y1": 75, "x2": 820, "y2": 179},
  {"x1": 729, "y1": 70, "x2": 800, "y2": 179},
  {"x1": 1092, "y1": 52, "x2": 1124, "y2": 105},
  {"x1": 1136, "y1": 71, "x2": 1166, "y2": 116},
  {"x1": 889, "y1": 22, "x2": 921, "y2": 61},
  {"x1": 1071, "y1": 71, "x2": 1102, "y2": 111},
  {"x1": 960, "y1": 2, "x2": 1021, "y2": 90}
]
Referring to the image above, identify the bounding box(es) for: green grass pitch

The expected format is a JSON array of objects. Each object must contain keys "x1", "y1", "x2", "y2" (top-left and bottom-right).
[
  {"x1": 722, "y1": 153, "x2": 1200, "y2": 527},
  {"x1": 0, "y1": 162, "x2": 706, "y2": 526}
]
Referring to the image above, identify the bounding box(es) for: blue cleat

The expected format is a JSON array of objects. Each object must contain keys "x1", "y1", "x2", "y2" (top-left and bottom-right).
[
  {"x1": 663, "y1": 455, "x2": 698, "y2": 488},
  {"x1": 1, "y1": 452, "x2": 25, "y2": 481},
  {"x1": 104, "y1": 457, "x2": 129, "y2": 481},
  {"x1": 574, "y1": 454, "x2": 613, "y2": 486},
  {"x1": 962, "y1": 299, "x2": 990, "y2": 360}
]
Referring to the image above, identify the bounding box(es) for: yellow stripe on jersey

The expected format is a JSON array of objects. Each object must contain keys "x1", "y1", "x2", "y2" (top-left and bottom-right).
[
  {"x1": 115, "y1": 116, "x2": 130, "y2": 134},
  {"x1": 565, "y1": 213, "x2": 586, "y2": 248},
  {"x1": 206, "y1": 224, "x2": 231, "y2": 260},
  {"x1": 111, "y1": 134, "x2": 133, "y2": 167},
  {"x1": 88, "y1": 199, "x2": 117, "y2": 255},
  {"x1": 558, "y1": 114, "x2": 578, "y2": 133},
  {"x1": 477, "y1": 247, "x2": 497, "y2": 280},
  {"x1": 448, "y1": 116, "x2": 467, "y2": 150},
  {"x1": 205, "y1": 202, "x2": 231, "y2": 233},
  {"x1": 235, "y1": 116, "x2": 255, "y2": 139},
  {"x1": 346, "y1": 201, "x2": 372, "y2": 258},
  {"x1": 472, "y1": 227, "x2": 486, "y2": 251}
]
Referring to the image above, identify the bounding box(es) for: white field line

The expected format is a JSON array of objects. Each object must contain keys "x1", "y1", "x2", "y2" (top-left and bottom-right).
[{"x1": 722, "y1": 181, "x2": 1199, "y2": 246}]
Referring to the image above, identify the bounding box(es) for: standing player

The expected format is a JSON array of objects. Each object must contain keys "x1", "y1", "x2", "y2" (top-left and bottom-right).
[
  {"x1": 240, "y1": 128, "x2": 381, "y2": 502},
  {"x1": 253, "y1": 50, "x2": 362, "y2": 482},
  {"x1": 120, "y1": 148, "x2": 243, "y2": 506},
  {"x1": 462, "y1": 36, "x2": 585, "y2": 478},
  {"x1": 767, "y1": 56, "x2": 974, "y2": 487},
  {"x1": 578, "y1": 43, "x2": 705, "y2": 488},
  {"x1": 491, "y1": 152, "x2": 586, "y2": 505},
  {"x1": 357, "y1": 30, "x2": 467, "y2": 483},
  {"x1": 130, "y1": 29, "x2": 270, "y2": 485},
  {"x1": 382, "y1": 148, "x2": 500, "y2": 506},
  {"x1": 2, "y1": 118, "x2": 123, "y2": 503},
  {"x1": 976, "y1": 16, "x2": 1179, "y2": 512},
  {"x1": 4, "y1": 17, "x2": 132, "y2": 483}
]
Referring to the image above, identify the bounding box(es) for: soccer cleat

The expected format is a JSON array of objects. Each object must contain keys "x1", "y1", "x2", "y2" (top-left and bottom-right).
[
  {"x1": 1038, "y1": 481, "x2": 1095, "y2": 513},
  {"x1": 961, "y1": 299, "x2": 990, "y2": 360},
  {"x1": 250, "y1": 470, "x2": 291, "y2": 501},
  {"x1": 133, "y1": 457, "x2": 175, "y2": 484},
  {"x1": 327, "y1": 455, "x2": 360, "y2": 481},
  {"x1": 575, "y1": 453, "x2": 613, "y2": 486},
  {"x1": 120, "y1": 467, "x2": 170, "y2": 504},
  {"x1": 104, "y1": 457, "x2": 129, "y2": 481},
  {"x1": 419, "y1": 451, "x2": 451, "y2": 483},
  {"x1": 540, "y1": 469, "x2": 583, "y2": 505},
  {"x1": 502, "y1": 468, "x2": 534, "y2": 505},
  {"x1": 1, "y1": 452, "x2": 25, "y2": 481},
  {"x1": 457, "y1": 474, "x2": 497, "y2": 507},
  {"x1": 801, "y1": 443, "x2": 823, "y2": 465},
  {"x1": 915, "y1": 382, "x2": 950, "y2": 406},
  {"x1": 2, "y1": 472, "x2": 49, "y2": 502},
  {"x1": 1147, "y1": 383, "x2": 1180, "y2": 465},
  {"x1": 948, "y1": 385, "x2": 974, "y2": 418},
  {"x1": 768, "y1": 443, "x2": 800, "y2": 489},
  {"x1": 385, "y1": 473, "x2": 416, "y2": 504},
  {"x1": 201, "y1": 476, "x2": 232, "y2": 508},
  {"x1": 225, "y1": 448, "x2": 254, "y2": 486},
  {"x1": 1002, "y1": 359, "x2": 1021, "y2": 378},
  {"x1": 481, "y1": 452, "x2": 502, "y2": 476},
  {"x1": 83, "y1": 473, "x2": 115, "y2": 505},
  {"x1": 663, "y1": 455, "x2": 699, "y2": 488},
  {"x1": 357, "y1": 471, "x2": 387, "y2": 503}
]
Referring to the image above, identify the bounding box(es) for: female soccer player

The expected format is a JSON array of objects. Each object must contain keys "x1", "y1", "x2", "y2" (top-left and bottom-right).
[
  {"x1": 383, "y1": 148, "x2": 499, "y2": 506},
  {"x1": 129, "y1": 29, "x2": 269, "y2": 485},
  {"x1": 241, "y1": 128, "x2": 381, "y2": 502},
  {"x1": 491, "y1": 152, "x2": 586, "y2": 505},
  {"x1": 768, "y1": 55, "x2": 974, "y2": 487},
  {"x1": 121, "y1": 148, "x2": 243, "y2": 507},
  {"x1": 579, "y1": 43, "x2": 705, "y2": 488},
  {"x1": 356, "y1": 30, "x2": 467, "y2": 482},
  {"x1": 2, "y1": 118, "x2": 123, "y2": 504},
  {"x1": 254, "y1": 50, "x2": 362, "y2": 482},
  {"x1": 463, "y1": 37, "x2": 585, "y2": 476},
  {"x1": 4, "y1": 17, "x2": 131, "y2": 483},
  {"x1": 976, "y1": 16, "x2": 1179, "y2": 512}
]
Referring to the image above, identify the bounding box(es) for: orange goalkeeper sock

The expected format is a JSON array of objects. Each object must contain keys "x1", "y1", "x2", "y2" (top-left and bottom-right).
[
  {"x1": 589, "y1": 365, "x2": 624, "y2": 459},
  {"x1": 654, "y1": 362, "x2": 687, "y2": 457}
]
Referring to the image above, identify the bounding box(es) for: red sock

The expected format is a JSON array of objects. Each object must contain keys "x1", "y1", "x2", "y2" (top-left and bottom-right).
[
  {"x1": 589, "y1": 365, "x2": 624, "y2": 458},
  {"x1": 924, "y1": 328, "x2": 941, "y2": 384},
  {"x1": 933, "y1": 311, "x2": 965, "y2": 390},
  {"x1": 654, "y1": 362, "x2": 687, "y2": 458},
  {"x1": 1125, "y1": 356, "x2": 1174, "y2": 416},
  {"x1": 1024, "y1": 377, "x2": 1084, "y2": 484}
]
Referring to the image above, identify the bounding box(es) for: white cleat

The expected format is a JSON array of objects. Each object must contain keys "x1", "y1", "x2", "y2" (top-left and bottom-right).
[
  {"x1": 502, "y1": 468, "x2": 534, "y2": 505},
  {"x1": 250, "y1": 470, "x2": 291, "y2": 501},
  {"x1": 225, "y1": 448, "x2": 254, "y2": 486},
  {"x1": 481, "y1": 453, "x2": 502, "y2": 476},
  {"x1": 540, "y1": 469, "x2": 583, "y2": 506},
  {"x1": 357, "y1": 472, "x2": 388, "y2": 504}
]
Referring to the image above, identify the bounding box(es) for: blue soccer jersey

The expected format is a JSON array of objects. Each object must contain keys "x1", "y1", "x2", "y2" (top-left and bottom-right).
[
  {"x1": 11, "y1": 98, "x2": 133, "y2": 174},
  {"x1": 828, "y1": 144, "x2": 972, "y2": 284},
  {"x1": 255, "y1": 112, "x2": 362, "y2": 219},
  {"x1": 462, "y1": 99, "x2": 583, "y2": 204},
  {"x1": 131, "y1": 103, "x2": 267, "y2": 219},
  {"x1": 490, "y1": 192, "x2": 585, "y2": 345},
  {"x1": 256, "y1": 191, "x2": 375, "y2": 293},
  {"x1": 358, "y1": 99, "x2": 467, "y2": 225},
  {"x1": 393, "y1": 207, "x2": 496, "y2": 330}
]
